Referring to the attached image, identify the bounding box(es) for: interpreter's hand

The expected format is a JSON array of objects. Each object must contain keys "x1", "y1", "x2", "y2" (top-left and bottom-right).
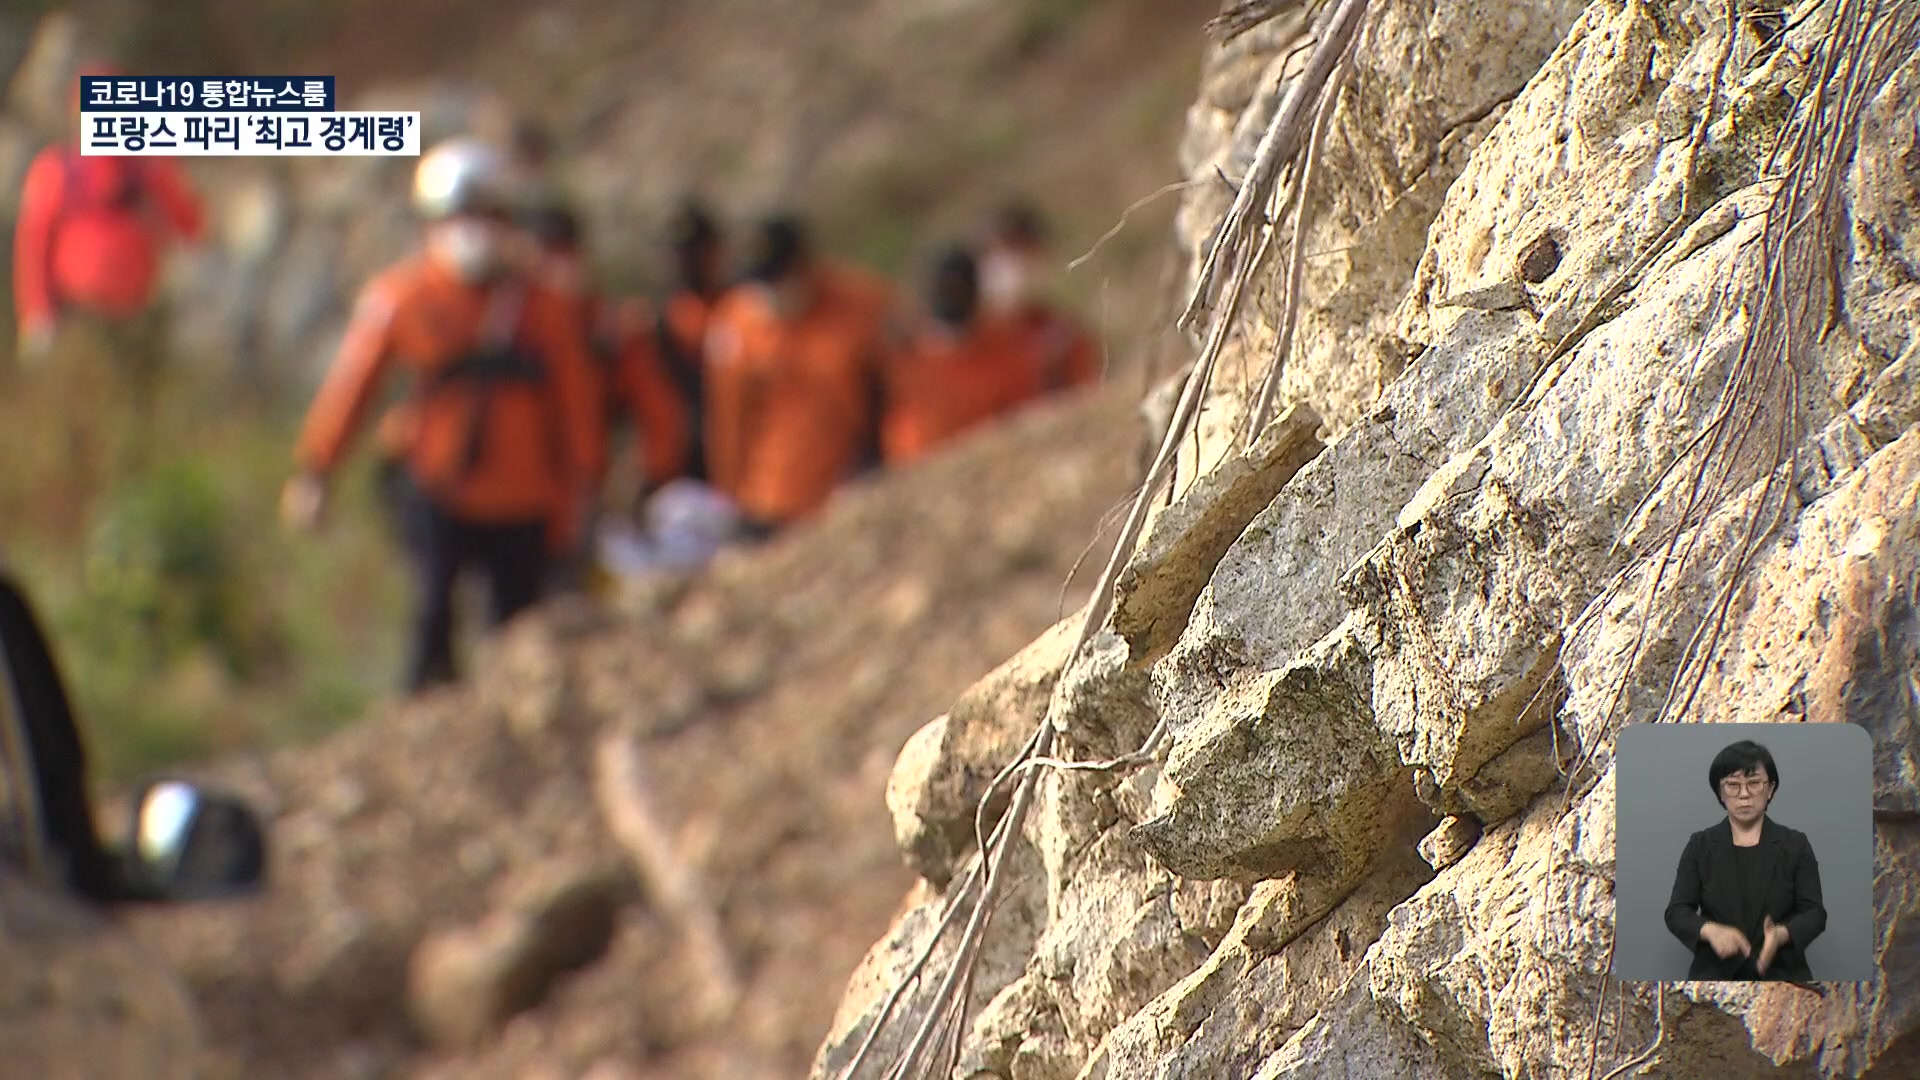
[
  {"x1": 1700, "y1": 921, "x2": 1752, "y2": 962},
  {"x1": 1757, "y1": 916, "x2": 1790, "y2": 974},
  {"x1": 279, "y1": 472, "x2": 330, "y2": 534}
]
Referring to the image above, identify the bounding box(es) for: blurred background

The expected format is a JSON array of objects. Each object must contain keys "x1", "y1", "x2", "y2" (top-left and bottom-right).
[{"x1": 0, "y1": 0, "x2": 1212, "y2": 782}]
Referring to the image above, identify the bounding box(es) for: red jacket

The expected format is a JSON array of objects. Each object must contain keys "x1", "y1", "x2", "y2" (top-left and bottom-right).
[{"x1": 11, "y1": 145, "x2": 204, "y2": 329}]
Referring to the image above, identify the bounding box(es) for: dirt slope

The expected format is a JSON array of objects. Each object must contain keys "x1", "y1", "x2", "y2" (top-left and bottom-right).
[{"x1": 118, "y1": 381, "x2": 1145, "y2": 1079}]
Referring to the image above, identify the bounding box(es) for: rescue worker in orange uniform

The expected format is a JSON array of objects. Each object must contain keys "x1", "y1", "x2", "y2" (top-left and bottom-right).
[
  {"x1": 880, "y1": 245, "x2": 1032, "y2": 465},
  {"x1": 702, "y1": 216, "x2": 895, "y2": 538},
  {"x1": 11, "y1": 62, "x2": 204, "y2": 383},
  {"x1": 521, "y1": 203, "x2": 690, "y2": 587},
  {"x1": 648, "y1": 198, "x2": 727, "y2": 483},
  {"x1": 280, "y1": 138, "x2": 603, "y2": 693},
  {"x1": 977, "y1": 201, "x2": 1101, "y2": 401}
]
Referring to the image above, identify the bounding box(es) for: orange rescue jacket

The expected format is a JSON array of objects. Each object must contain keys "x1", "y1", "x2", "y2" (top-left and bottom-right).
[
  {"x1": 586, "y1": 294, "x2": 691, "y2": 488},
  {"x1": 702, "y1": 262, "x2": 895, "y2": 525},
  {"x1": 294, "y1": 255, "x2": 604, "y2": 527},
  {"x1": 654, "y1": 288, "x2": 713, "y2": 401},
  {"x1": 880, "y1": 320, "x2": 1033, "y2": 465},
  {"x1": 993, "y1": 305, "x2": 1100, "y2": 403}
]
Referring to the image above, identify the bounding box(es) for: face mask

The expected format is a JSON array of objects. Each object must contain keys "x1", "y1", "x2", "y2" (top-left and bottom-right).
[
  {"x1": 429, "y1": 221, "x2": 505, "y2": 282},
  {"x1": 979, "y1": 253, "x2": 1037, "y2": 313}
]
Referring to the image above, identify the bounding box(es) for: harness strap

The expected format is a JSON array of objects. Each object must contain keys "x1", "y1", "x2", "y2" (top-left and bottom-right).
[{"x1": 410, "y1": 282, "x2": 572, "y2": 504}]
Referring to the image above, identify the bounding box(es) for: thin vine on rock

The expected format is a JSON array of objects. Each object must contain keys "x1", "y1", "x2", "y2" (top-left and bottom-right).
[{"x1": 834, "y1": 1, "x2": 1371, "y2": 1076}]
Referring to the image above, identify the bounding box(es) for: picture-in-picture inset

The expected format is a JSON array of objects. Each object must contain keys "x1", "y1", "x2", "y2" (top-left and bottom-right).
[{"x1": 1613, "y1": 722, "x2": 1874, "y2": 983}]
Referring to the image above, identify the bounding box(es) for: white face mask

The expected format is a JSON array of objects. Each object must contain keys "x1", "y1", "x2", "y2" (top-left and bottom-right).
[
  {"x1": 979, "y1": 252, "x2": 1038, "y2": 313},
  {"x1": 429, "y1": 220, "x2": 506, "y2": 281}
]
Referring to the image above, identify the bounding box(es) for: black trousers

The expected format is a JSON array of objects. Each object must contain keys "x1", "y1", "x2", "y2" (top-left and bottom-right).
[{"x1": 402, "y1": 488, "x2": 550, "y2": 694}]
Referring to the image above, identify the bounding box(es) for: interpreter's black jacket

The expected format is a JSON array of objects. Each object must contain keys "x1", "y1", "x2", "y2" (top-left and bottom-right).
[{"x1": 1664, "y1": 815, "x2": 1826, "y2": 980}]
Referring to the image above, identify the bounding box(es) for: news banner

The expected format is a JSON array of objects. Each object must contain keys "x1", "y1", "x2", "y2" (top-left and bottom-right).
[{"x1": 79, "y1": 75, "x2": 420, "y2": 157}]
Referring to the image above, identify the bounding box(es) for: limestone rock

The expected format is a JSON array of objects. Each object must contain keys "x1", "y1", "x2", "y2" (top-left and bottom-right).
[
  {"x1": 1031, "y1": 822, "x2": 1207, "y2": 1046},
  {"x1": 1652, "y1": 427, "x2": 1920, "y2": 813},
  {"x1": 1136, "y1": 624, "x2": 1429, "y2": 882},
  {"x1": 1246, "y1": 972, "x2": 1459, "y2": 1080},
  {"x1": 1079, "y1": 847, "x2": 1432, "y2": 1080},
  {"x1": 818, "y1": 1, "x2": 1920, "y2": 1077},
  {"x1": 1174, "y1": 0, "x2": 1589, "y2": 456},
  {"x1": 1153, "y1": 309, "x2": 1543, "y2": 734},
  {"x1": 1113, "y1": 401, "x2": 1323, "y2": 664},
  {"x1": 1840, "y1": 49, "x2": 1920, "y2": 371},
  {"x1": 957, "y1": 975, "x2": 1067, "y2": 1080},
  {"x1": 1416, "y1": 816, "x2": 1480, "y2": 872},
  {"x1": 884, "y1": 714, "x2": 955, "y2": 883},
  {"x1": 1341, "y1": 0, "x2": 1897, "y2": 819},
  {"x1": 810, "y1": 841, "x2": 1047, "y2": 1079},
  {"x1": 1050, "y1": 626, "x2": 1158, "y2": 762},
  {"x1": 1442, "y1": 724, "x2": 1570, "y2": 827},
  {"x1": 885, "y1": 616, "x2": 1079, "y2": 887}
]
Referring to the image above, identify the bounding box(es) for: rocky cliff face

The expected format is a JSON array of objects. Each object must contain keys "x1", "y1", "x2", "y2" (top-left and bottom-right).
[{"x1": 817, "y1": 1, "x2": 1920, "y2": 1077}]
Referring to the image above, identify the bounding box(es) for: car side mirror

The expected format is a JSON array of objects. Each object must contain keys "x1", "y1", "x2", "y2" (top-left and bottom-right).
[{"x1": 125, "y1": 779, "x2": 267, "y2": 902}]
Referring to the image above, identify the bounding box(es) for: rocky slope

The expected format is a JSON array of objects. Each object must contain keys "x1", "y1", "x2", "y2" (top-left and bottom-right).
[
  {"x1": 814, "y1": 1, "x2": 1920, "y2": 1078},
  {"x1": 0, "y1": 870, "x2": 209, "y2": 1080},
  {"x1": 104, "y1": 379, "x2": 1144, "y2": 1080}
]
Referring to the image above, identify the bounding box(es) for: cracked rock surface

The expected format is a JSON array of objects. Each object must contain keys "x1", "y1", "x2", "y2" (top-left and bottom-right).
[{"x1": 816, "y1": 2, "x2": 1920, "y2": 1077}]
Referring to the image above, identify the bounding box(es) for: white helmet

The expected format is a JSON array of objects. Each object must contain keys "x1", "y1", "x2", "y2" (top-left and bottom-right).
[{"x1": 412, "y1": 136, "x2": 517, "y2": 221}]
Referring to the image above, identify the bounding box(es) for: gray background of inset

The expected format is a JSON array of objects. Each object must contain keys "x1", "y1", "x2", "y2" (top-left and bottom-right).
[{"x1": 1612, "y1": 723, "x2": 1874, "y2": 982}]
